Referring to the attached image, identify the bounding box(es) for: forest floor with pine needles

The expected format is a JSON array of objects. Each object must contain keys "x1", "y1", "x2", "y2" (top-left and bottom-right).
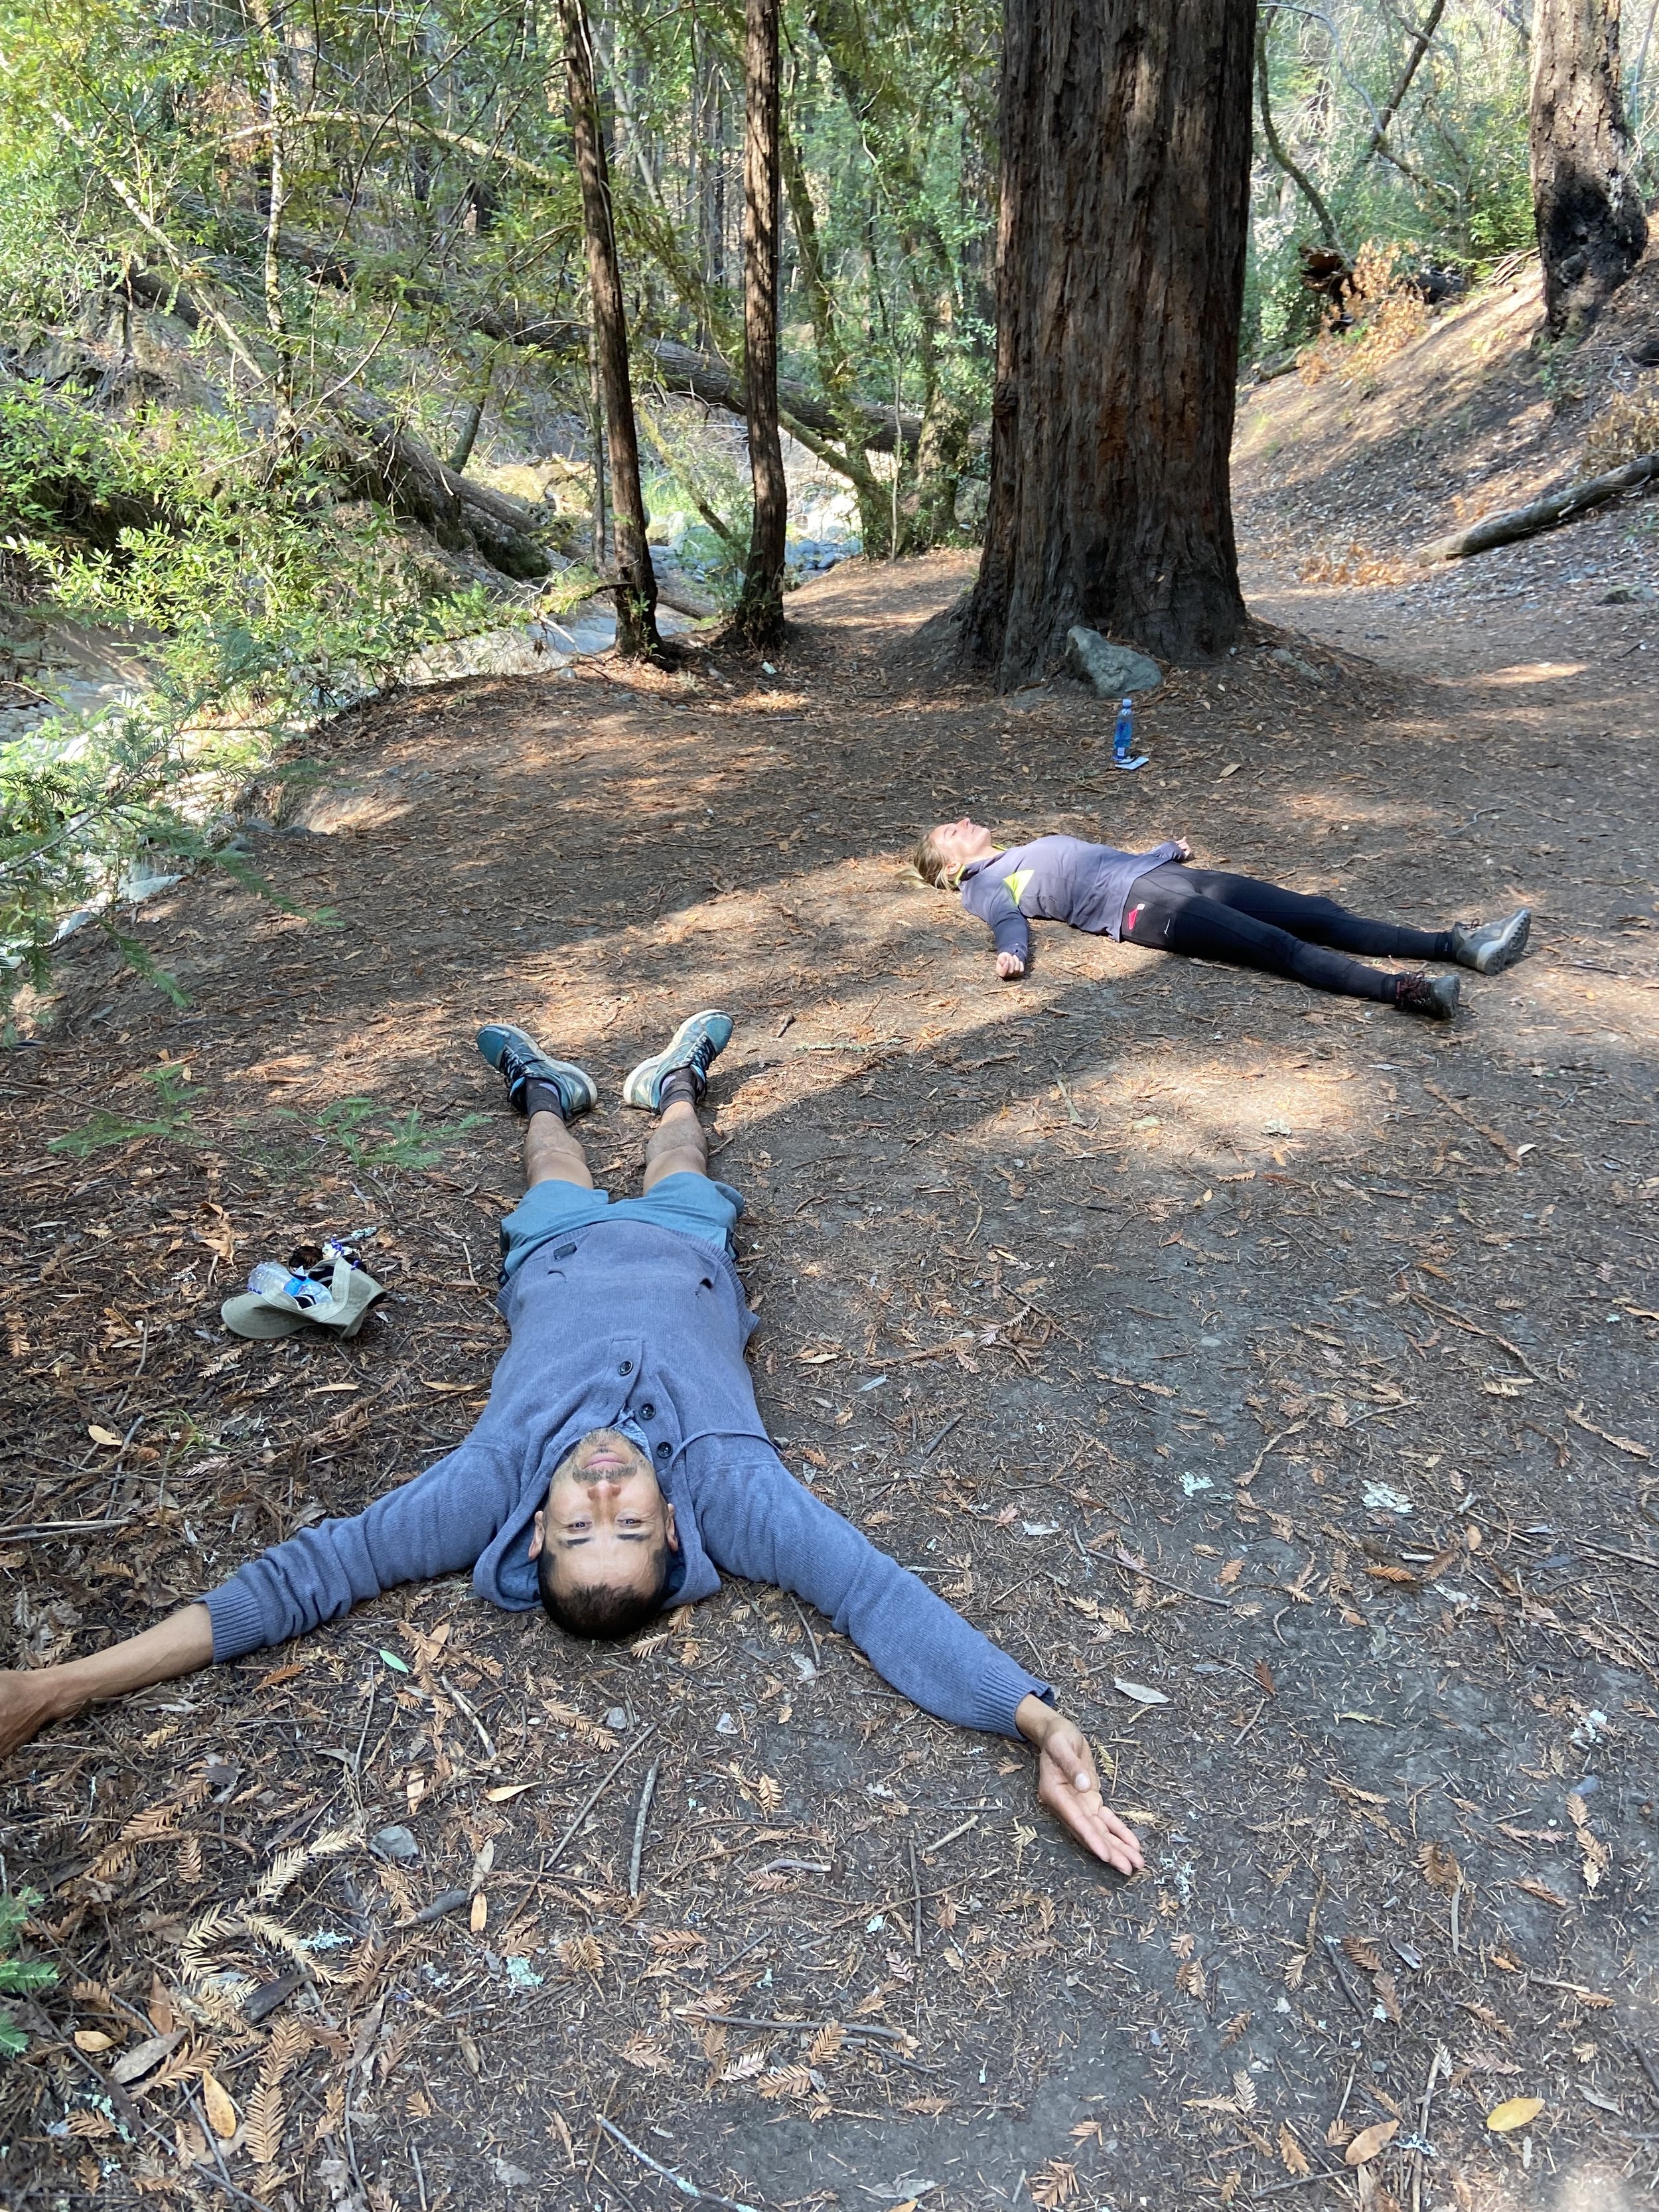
[{"x1": 3, "y1": 543, "x2": 1656, "y2": 2212}]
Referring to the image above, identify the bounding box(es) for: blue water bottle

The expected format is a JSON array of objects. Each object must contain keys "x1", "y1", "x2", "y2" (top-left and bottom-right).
[{"x1": 1113, "y1": 696, "x2": 1148, "y2": 772}]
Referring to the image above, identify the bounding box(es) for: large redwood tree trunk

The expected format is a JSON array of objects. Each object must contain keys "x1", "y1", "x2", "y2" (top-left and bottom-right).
[
  {"x1": 1530, "y1": 0, "x2": 1648, "y2": 342},
  {"x1": 558, "y1": 0, "x2": 662, "y2": 660},
  {"x1": 736, "y1": 0, "x2": 788, "y2": 644},
  {"x1": 964, "y1": 0, "x2": 1257, "y2": 687}
]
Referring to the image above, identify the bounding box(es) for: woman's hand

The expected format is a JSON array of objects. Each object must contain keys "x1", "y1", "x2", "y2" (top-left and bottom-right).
[
  {"x1": 1172, "y1": 838, "x2": 1192, "y2": 861},
  {"x1": 1015, "y1": 1696, "x2": 1144, "y2": 1874},
  {"x1": 996, "y1": 951, "x2": 1026, "y2": 980}
]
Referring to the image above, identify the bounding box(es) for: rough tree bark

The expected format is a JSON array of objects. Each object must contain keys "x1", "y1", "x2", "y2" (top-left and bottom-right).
[
  {"x1": 557, "y1": 0, "x2": 662, "y2": 658},
  {"x1": 736, "y1": 0, "x2": 788, "y2": 642},
  {"x1": 1530, "y1": 0, "x2": 1648, "y2": 341},
  {"x1": 965, "y1": 0, "x2": 1256, "y2": 686}
]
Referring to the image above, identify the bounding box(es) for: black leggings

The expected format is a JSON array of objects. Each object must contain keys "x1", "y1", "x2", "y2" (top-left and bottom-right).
[{"x1": 1120, "y1": 864, "x2": 1455, "y2": 1003}]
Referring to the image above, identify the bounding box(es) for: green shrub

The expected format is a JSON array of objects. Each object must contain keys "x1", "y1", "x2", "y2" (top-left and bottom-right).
[{"x1": 0, "y1": 1889, "x2": 56, "y2": 2058}]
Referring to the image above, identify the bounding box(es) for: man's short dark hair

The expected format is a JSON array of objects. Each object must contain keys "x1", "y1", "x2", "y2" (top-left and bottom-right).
[{"x1": 537, "y1": 1543, "x2": 670, "y2": 1639}]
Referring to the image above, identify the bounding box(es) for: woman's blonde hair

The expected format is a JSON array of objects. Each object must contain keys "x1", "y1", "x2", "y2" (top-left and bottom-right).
[{"x1": 908, "y1": 830, "x2": 954, "y2": 888}]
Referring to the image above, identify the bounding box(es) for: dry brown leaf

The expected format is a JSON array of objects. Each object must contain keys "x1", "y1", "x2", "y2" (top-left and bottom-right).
[
  {"x1": 1514, "y1": 1876, "x2": 1570, "y2": 1911},
  {"x1": 757, "y1": 2064, "x2": 814, "y2": 2101},
  {"x1": 1486, "y1": 2097, "x2": 1545, "y2": 2133},
  {"x1": 110, "y1": 2031, "x2": 184, "y2": 2087},
  {"x1": 1344, "y1": 2119, "x2": 1398, "y2": 2166},
  {"x1": 1418, "y1": 1840, "x2": 1461, "y2": 1893},
  {"x1": 200, "y1": 2072, "x2": 238, "y2": 2140},
  {"x1": 1029, "y1": 2160, "x2": 1079, "y2": 2207},
  {"x1": 1373, "y1": 1971, "x2": 1402, "y2": 2024},
  {"x1": 1279, "y1": 2124, "x2": 1311, "y2": 2177},
  {"x1": 1341, "y1": 1936, "x2": 1382, "y2": 1972},
  {"x1": 1175, "y1": 1958, "x2": 1207, "y2": 2000},
  {"x1": 72, "y1": 2030, "x2": 117, "y2": 2053},
  {"x1": 1216, "y1": 1559, "x2": 1244, "y2": 1587},
  {"x1": 620, "y1": 2033, "x2": 672, "y2": 2075}
]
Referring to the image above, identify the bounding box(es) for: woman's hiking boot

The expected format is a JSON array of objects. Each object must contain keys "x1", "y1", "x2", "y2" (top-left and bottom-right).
[
  {"x1": 1450, "y1": 908, "x2": 1530, "y2": 974},
  {"x1": 1394, "y1": 972, "x2": 1460, "y2": 1020}
]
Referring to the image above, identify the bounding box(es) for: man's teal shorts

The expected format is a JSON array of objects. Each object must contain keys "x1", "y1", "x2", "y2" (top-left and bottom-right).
[{"x1": 498, "y1": 1172, "x2": 743, "y2": 1281}]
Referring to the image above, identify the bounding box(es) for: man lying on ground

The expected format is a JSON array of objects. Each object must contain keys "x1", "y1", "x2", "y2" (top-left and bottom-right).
[
  {"x1": 0, "y1": 1013, "x2": 1144, "y2": 1875},
  {"x1": 912, "y1": 816, "x2": 1530, "y2": 1017}
]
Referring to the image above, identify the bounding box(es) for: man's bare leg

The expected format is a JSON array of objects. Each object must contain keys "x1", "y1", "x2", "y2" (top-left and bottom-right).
[
  {"x1": 526, "y1": 1109, "x2": 596, "y2": 1190},
  {"x1": 642, "y1": 1096, "x2": 709, "y2": 1190}
]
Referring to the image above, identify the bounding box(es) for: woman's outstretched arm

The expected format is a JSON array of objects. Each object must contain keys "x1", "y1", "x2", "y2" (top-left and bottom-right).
[{"x1": 0, "y1": 1605, "x2": 215, "y2": 1758}]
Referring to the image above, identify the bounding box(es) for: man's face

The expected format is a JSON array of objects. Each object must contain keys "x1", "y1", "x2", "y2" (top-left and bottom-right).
[{"x1": 529, "y1": 1427, "x2": 678, "y2": 1603}]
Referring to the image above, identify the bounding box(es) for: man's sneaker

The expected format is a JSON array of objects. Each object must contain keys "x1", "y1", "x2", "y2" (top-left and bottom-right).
[
  {"x1": 1395, "y1": 971, "x2": 1460, "y2": 1020},
  {"x1": 622, "y1": 1010, "x2": 735, "y2": 1110},
  {"x1": 1449, "y1": 908, "x2": 1531, "y2": 975},
  {"x1": 476, "y1": 1023, "x2": 599, "y2": 1118}
]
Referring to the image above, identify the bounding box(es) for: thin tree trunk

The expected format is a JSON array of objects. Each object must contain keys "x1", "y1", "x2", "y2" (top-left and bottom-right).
[
  {"x1": 737, "y1": 0, "x2": 788, "y2": 643},
  {"x1": 557, "y1": 0, "x2": 661, "y2": 658},
  {"x1": 1530, "y1": 0, "x2": 1647, "y2": 341},
  {"x1": 780, "y1": 117, "x2": 891, "y2": 550},
  {"x1": 1256, "y1": 11, "x2": 1344, "y2": 256},
  {"x1": 965, "y1": 0, "x2": 1256, "y2": 686},
  {"x1": 1366, "y1": 0, "x2": 1449, "y2": 154}
]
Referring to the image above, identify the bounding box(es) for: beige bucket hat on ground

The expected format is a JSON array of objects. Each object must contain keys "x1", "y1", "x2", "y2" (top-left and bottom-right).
[{"x1": 220, "y1": 1259, "x2": 385, "y2": 1341}]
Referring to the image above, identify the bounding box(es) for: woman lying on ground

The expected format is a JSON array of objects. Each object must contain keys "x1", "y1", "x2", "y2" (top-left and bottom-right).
[{"x1": 909, "y1": 818, "x2": 1530, "y2": 1017}]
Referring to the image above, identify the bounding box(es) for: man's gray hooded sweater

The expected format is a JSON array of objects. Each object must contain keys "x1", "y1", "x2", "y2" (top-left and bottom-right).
[{"x1": 203, "y1": 1218, "x2": 1049, "y2": 1737}]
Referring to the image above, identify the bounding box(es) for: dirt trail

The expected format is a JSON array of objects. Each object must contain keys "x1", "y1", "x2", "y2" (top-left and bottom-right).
[{"x1": 2, "y1": 518, "x2": 1656, "y2": 2211}]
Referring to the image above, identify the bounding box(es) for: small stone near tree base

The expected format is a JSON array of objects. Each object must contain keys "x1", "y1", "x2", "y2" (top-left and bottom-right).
[{"x1": 1064, "y1": 627, "x2": 1163, "y2": 698}]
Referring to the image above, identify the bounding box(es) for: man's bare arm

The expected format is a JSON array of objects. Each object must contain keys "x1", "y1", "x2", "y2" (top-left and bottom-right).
[
  {"x1": 1016, "y1": 1693, "x2": 1144, "y2": 1876},
  {"x1": 0, "y1": 1605, "x2": 215, "y2": 1759}
]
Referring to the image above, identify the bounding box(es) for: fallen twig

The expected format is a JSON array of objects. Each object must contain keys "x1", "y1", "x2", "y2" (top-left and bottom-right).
[
  {"x1": 1236, "y1": 1424, "x2": 1303, "y2": 1487},
  {"x1": 1565, "y1": 1403, "x2": 1652, "y2": 1463},
  {"x1": 921, "y1": 1410, "x2": 964, "y2": 1457},
  {"x1": 922, "y1": 1812, "x2": 979, "y2": 1857},
  {"x1": 1111, "y1": 1544, "x2": 1234, "y2": 1611},
  {"x1": 1411, "y1": 1291, "x2": 1651, "y2": 1459},
  {"x1": 1423, "y1": 1079, "x2": 1521, "y2": 1166},
  {"x1": 597, "y1": 2115, "x2": 760, "y2": 2211},
  {"x1": 680, "y1": 2007, "x2": 906, "y2": 2044},
  {"x1": 628, "y1": 1757, "x2": 660, "y2": 1899},
  {"x1": 407, "y1": 1887, "x2": 470, "y2": 1927},
  {"x1": 544, "y1": 1724, "x2": 657, "y2": 1876}
]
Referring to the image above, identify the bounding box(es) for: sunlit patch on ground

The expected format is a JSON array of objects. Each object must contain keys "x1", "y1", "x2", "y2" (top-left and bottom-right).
[{"x1": 3, "y1": 555, "x2": 1654, "y2": 2209}]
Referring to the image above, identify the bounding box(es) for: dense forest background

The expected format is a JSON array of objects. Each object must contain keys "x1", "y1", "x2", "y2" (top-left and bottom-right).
[{"x1": 1, "y1": 0, "x2": 1656, "y2": 995}]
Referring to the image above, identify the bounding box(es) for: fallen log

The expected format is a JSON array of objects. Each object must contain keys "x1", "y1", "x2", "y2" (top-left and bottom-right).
[
  {"x1": 1417, "y1": 449, "x2": 1659, "y2": 563},
  {"x1": 146, "y1": 222, "x2": 920, "y2": 455},
  {"x1": 326, "y1": 399, "x2": 553, "y2": 579},
  {"x1": 117, "y1": 273, "x2": 553, "y2": 579}
]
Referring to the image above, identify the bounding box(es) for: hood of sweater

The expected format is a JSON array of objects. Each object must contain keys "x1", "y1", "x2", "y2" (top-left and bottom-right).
[{"x1": 469, "y1": 1215, "x2": 766, "y2": 1614}]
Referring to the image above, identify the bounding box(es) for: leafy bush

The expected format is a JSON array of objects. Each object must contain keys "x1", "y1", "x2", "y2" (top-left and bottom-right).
[
  {"x1": 0, "y1": 1889, "x2": 56, "y2": 2058},
  {"x1": 1, "y1": 380, "x2": 520, "y2": 1019},
  {"x1": 1583, "y1": 390, "x2": 1659, "y2": 473}
]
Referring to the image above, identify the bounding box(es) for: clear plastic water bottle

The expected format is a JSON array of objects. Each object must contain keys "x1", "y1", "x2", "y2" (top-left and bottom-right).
[
  {"x1": 248, "y1": 1261, "x2": 333, "y2": 1309},
  {"x1": 1113, "y1": 696, "x2": 1148, "y2": 772}
]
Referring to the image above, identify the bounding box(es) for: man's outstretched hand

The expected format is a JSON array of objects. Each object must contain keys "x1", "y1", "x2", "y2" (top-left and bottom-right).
[
  {"x1": 0, "y1": 1669, "x2": 70, "y2": 1760},
  {"x1": 0, "y1": 1605, "x2": 216, "y2": 1761},
  {"x1": 1016, "y1": 1695, "x2": 1144, "y2": 1876},
  {"x1": 995, "y1": 951, "x2": 1026, "y2": 980}
]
